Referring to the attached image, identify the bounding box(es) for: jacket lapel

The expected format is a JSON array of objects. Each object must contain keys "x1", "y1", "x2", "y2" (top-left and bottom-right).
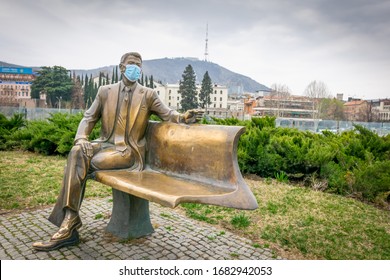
[
  {"x1": 129, "y1": 84, "x2": 144, "y2": 133},
  {"x1": 106, "y1": 82, "x2": 121, "y2": 139}
]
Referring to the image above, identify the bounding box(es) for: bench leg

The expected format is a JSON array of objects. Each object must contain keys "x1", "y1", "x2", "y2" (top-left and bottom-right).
[{"x1": 106, "y1": 189, "x2": 154, "y2": 239}]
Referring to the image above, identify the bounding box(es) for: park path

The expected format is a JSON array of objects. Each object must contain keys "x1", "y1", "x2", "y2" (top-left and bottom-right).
[{"x1": 0, "y1": 197, "x2": 281, "y2": 260}]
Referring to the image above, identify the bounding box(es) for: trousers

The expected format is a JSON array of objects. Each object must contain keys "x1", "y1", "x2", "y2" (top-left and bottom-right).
[{"x1": 48, "y1": 142, "x2": 135, "y2": 227}]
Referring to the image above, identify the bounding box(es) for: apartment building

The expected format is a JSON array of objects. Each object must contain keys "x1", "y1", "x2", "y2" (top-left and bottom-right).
[
  {"x1": 154, "y1": 82, "x2": 228, "y2": 112},
  {"x1": 0, "y1": 67, "x2": 36, "y2": 107},
  {"x1": 254, "y1": 95, "x2": 317, "y2": 119},
  {"x1": 344, "y1": 100, "x2": 369, "y2": 121}
]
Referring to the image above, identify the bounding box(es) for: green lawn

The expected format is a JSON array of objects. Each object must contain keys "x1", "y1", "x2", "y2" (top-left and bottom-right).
[
  {"x1": 0, "y1": 151, "x2": 389, "y2": 260},
  {"x1": 0, "y1": 151, "x2": 110, "y2": 210}
]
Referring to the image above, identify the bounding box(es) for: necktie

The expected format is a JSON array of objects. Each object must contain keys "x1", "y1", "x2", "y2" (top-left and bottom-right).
[{"x1": 115, "y1": 87, "x2": 130, "y2": 153}]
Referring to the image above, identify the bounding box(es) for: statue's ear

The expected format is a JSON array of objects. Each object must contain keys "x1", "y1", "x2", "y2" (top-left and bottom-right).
[{"x1": 119, "y1": 63, "x2": 125, "y2": 73}]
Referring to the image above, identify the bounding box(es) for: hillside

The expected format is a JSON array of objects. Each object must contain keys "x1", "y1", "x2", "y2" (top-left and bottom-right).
[
  {"x1": 0, "y1": 58, "x2": 270, "y2": 93},
  {"x1": 142, "y1": 58, "x2": 270, "y2": 92}
]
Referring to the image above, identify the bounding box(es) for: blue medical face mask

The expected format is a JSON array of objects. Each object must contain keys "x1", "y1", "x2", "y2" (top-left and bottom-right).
[{"x1": 124, "y1": 64, "x2": 141, "y2": 82}]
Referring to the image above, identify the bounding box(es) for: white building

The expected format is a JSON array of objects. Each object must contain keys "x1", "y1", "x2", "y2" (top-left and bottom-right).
[
  {"x1": 374, "y1": 99, "x2": 390, "y2": 121},
  {"x1": 153, "y1": 82, "x2": 228, "y2": 111}
]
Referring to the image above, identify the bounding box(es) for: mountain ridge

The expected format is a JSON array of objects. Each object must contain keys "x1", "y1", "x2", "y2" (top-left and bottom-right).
[{"x1": 0, "y1": 58, "x2": 270, "y2": 93}]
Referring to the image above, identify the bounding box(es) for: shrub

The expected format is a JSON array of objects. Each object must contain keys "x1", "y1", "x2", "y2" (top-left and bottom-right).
[
  {"x1": 217, "y1": 117, "x2": 390, "y2": 203},
  {"x1": 1, "y1": 112, "x2": 100, "y2": 155},
  {"x1": 353, "y1": 161, "x2": 390, "y2": 200}
]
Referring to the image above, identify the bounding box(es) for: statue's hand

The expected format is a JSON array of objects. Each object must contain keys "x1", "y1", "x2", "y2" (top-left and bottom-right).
[
  {"x1": 183, "y1": 109, "x2": 204, "y2": 124},
  {"x1": 75, "y1": 139, "x2": 93, "y2": 158}
]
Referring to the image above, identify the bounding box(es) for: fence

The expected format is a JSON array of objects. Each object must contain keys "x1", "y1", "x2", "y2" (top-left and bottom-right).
[
  {"x1": 0, "y1": 106, "x2": 84, "y2": 120},
  {"x1": 2, "y1": 107, "x2": 390, "y2": 136},
  {"x1": 276, "y1": 118, "x2": 390, "y2": 136}
]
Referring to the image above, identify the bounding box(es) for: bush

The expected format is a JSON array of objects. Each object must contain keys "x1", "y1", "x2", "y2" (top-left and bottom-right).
[
  {"x1": 2, "y1": 113, "x2": 389, "y2": 204},
  {"x1": 0, "y1": 113, "x2": 26, "y2": 150},
  {"x1": 218, "y1": 117, "x2": 390, "y2": 203},
  {"x1": 1, "y1": 112, "x2": 101, "y2": 156},
  {"x1": 353, "y1": 161, "x2": 390, "y2": 200}
]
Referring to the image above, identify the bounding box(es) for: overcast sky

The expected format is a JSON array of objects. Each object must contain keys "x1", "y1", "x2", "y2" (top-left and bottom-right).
[{"x1": 1, "y1": 0, "x2": 390, "y2": 99}]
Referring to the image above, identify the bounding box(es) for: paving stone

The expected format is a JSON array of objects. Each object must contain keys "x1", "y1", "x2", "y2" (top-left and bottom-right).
[{"x1": 0, "y1": 197, "x2": 282, "y2": 260}]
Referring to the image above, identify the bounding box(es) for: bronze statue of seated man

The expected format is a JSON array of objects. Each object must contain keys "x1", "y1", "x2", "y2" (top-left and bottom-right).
[{"x1": 32, "y1": 51, "x2": 198, "y2": 251}]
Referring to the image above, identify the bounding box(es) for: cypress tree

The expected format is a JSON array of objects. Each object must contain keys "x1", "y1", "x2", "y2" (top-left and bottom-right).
[
  {"x1": 115, "y1": 66, "x2": 119, "y2": 82},
  {"x1": 150, "y1": 75, "x2": 154, "y2": 88},
  {"x1": 98, "y1": 72, "x2": 103, "y2": 87},
  {"x1": 179, "y1": 64, "x2": 198, "y2": 111},
  {"x1": 199, "y1": 71, "x2": 213, "y2": 109},
  {"x1": 111, "y1": 67, "x2": 115, "y2": 84}
]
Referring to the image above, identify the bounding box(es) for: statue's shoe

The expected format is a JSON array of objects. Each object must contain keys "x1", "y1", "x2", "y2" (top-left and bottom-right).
[
  {"x1": 51, "y1": 215, "x2": 82, "y2": 240},
  {"x1": 32, "y1": 229, "x2": 80, "y2": 251}
]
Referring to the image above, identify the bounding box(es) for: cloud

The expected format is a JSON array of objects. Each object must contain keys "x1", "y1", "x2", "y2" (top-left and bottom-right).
[{"x1": 1, "y1": 0, "x2": 389, "y2": 98}]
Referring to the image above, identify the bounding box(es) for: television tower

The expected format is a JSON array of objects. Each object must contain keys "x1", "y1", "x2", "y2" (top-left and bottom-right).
[{"x1": 204, "y1": 23, "x2": 209, "y2": 62}]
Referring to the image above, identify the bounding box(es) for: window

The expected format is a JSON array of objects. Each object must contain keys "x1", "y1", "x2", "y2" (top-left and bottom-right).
[
  {"x1": 220, "y1": 97, "x2": 222, "y2": 101},
  {"x1": 169, "y1": 90, "x2": 171, "y2": 94},
  {"x1": 169, "y1": 96, "x2": 171, "y2": 100},
  {"x1": 177, "y1": 96, "x2": 180, "y2": 100},
  {"x1": 214, "y1": 97, "x2": 216, "y2": 101},
  {"x1": 220, "y1": 90, "x2": 223, "y2": 94},
  {"x1": 214, "y1": 90, "x2": 217, "y2": 94},
  {"x1": 220, "y1": 104, "x2": 222, "y2": 108}
]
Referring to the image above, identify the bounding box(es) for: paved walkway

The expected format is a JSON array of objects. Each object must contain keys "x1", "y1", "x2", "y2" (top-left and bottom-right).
[{"x1": 0, "y1": 197, "x2": 281, "y2": 260}]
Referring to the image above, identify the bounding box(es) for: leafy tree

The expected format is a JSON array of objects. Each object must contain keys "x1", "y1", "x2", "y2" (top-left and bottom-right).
[
  {"x1": 31, "y1": 66, "x2": 74, "y2": 108},
  {"x1": 179, "y1": 64, "x2": 198, "y2": 111},
  {"x1": 320, "y1": 98, "x2": 345, "y2": 120},
  {"x1": 199, "y1": 71, "x2": 213, "y2": 109}
]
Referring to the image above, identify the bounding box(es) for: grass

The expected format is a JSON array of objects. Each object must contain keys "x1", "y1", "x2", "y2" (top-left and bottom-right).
[
  {"x1": 180, "y1": 177, "x2": 390, "y2": 260},
  {"x1": 0, "y1": 151, "x2": 389, "y2": 260},
  {"x1": 0, "y1": 151, "x2": 111, "y2": 211}
]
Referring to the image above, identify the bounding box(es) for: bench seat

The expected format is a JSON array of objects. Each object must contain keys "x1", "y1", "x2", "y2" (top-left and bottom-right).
[
  {"x1": 94, "y1": 169, "x2": 233, "y2": 208},
  {"x1": 93, "y1": 121, "x2": 258, "y2": 211}
]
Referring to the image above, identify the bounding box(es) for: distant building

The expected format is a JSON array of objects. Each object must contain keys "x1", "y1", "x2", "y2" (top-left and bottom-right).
[
  {"x1": 254, "y1": 95, "x2": 317, "y2": 119},
  {"x1": 344, "y1": 99, "x2": 369, "y2": 121},
  {"x1": 0, "y1": 67, "x2": 47, "y2": 108},
  {"x1": 373, "y1": 99, "x2": 390, "y2": 122},
  {"x1": 154, "y1": 82, "x2": 229, "y2": 117}
]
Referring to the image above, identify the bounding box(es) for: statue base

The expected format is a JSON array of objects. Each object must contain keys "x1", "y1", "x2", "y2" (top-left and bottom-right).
[{"x1": 106, "y1": 189, "x2": 154, "y2": 239}]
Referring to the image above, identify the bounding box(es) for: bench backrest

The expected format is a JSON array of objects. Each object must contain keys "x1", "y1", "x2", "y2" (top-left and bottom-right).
[{"x1": 146, "y1": 121, "x2": 245, "y2": 191}]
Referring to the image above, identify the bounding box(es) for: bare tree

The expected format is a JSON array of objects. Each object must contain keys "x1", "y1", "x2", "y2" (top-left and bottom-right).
[
  {"x1": 270, "y1": 83, "x2": 291, "y2": 117},
  {"x1": 304, "y1": 80, "x2": 331, "y2": 119}
]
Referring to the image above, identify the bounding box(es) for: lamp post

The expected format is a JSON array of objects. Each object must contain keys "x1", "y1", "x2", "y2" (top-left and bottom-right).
[{"x1": 56, "y1": 96, "x2": 62, "y2": 111}]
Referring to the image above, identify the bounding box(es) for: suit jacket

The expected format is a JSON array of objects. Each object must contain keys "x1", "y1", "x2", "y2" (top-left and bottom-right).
[{"x1": 76, "y1": 81, "x2": 181, "y2": 170}]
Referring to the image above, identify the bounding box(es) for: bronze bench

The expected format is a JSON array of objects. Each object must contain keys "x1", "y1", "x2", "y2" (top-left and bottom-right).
[{"x1": 90, "y1": 121, "x2": 258, "y2": 239}]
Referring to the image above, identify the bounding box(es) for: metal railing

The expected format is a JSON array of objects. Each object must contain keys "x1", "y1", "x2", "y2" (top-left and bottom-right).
[
  {"x1": 0, "y1": 106, "x2": 84, "y2": 120},
  {"x1": 276, "y1": 118, "x2": 390, "y2": 136}
]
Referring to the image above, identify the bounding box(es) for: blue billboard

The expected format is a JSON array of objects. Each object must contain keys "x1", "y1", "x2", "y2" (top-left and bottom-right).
[{"x1": 0, "y1": 67, "x2": 33, "y2": 75}]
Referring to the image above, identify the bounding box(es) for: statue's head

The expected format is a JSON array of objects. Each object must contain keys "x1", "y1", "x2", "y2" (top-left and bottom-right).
[{"x1": 119, "y1": 52, "x2": 142, "y2": 84}]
